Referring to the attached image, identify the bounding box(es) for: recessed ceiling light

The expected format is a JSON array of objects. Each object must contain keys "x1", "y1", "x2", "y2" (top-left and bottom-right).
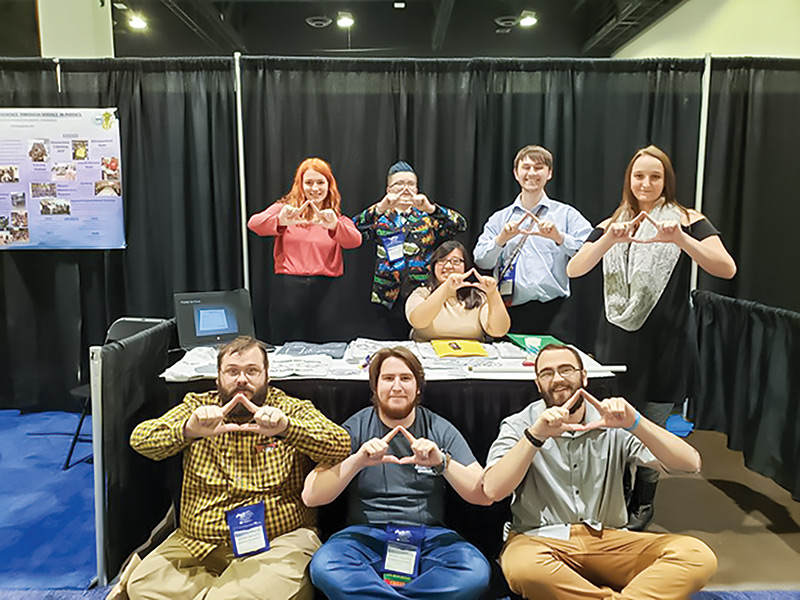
[
  {"x1": 393, "y1": 1, "x2": 406, "y2": 8},
  {"x1": 113, "y1": 2, "x2": 128, "y2": 10},
  {"x1": 128, "y1": 14, "x2": 147, "y2": 29},
  {"x1": 494, "y1": 15, "x2": 518, "y2": 29},
  {"x1": 337, "y1": 11, "x2": 354, "y2": 28},
  {"x1": 306, "y1": 15, "x2": 333, "y2": 28},
  {"x1": 519, "y1": 10, "x2": 537, "y2": 28}
]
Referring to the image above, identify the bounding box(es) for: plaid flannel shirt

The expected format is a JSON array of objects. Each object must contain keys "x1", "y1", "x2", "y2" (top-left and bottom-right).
[{"x1": 130, "y1": 388, "x2": 350, "y2": 559}]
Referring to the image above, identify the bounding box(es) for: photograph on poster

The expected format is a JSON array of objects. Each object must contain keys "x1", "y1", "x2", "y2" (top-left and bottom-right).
[
  {"x1": 39, "y1": 198, "x2": 71, "y2": 215},
  {"x1": 0, "y1": 215, "x2": 8, "y2": 229},
  {"x1": 28, "y1": 139, "x2": 50, "y2": 162},
  {"x1": 51, "y1": 163, "x2": 77, "y2": 181},
  {"x1": 31, "y1": 182, "x2": 57, "y2": 198},
  {"x1": 11, "y1": 228, "x2": 30, "y2": 242},
  {"x1": 11, "y1": 192, "x2": 26, "y2": 208},
  {"x1": 72, "y1": 140, "x2": 88, "y2": 160},
  {"x1": 101, "y1": 156, "x2": 120, "y2": 180},
  {"x1": 0, "y1": 166, "x2": 20, "y2": 183},
  {"x1": 94, "y1": 180, "x2": 121, "y2": 196},
  {"x1": 12, "y1": 211, "x2": 28, "y2": 228}
]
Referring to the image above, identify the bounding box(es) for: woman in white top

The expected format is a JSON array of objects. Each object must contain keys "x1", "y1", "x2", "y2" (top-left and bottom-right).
[{"x1": 405, "y1": 240, "x2": 510, "y2": 342}]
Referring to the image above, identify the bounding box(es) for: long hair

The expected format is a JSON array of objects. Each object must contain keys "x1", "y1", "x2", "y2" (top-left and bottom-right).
[
  {"x1": 611, "y1": 145, "x2": 687, "y2": 223},
  {"x1": 368, "y1": 347, "x2": 426, "y2": 409},
  {"x1": 426, "y1": 240, "x2": 484, "y2": 310},
  {"x1": 281, "y1": 157, "x2": 342, "y2": 219}
]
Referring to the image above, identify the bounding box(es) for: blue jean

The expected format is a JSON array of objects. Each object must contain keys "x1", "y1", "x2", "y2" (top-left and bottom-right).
[{"x1": 310, "y1": 524, "x2": 490, "y2": 600}]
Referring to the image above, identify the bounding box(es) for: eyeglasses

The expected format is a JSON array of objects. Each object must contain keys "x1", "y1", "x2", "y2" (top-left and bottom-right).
[
  {"x1": 437, "y1": 257, "x2": 465, "y2": 267},
  {"x1": 536, "y1": 365, "x2": 580, "y2": 381},
  {"x1": 221, "y1": 367, "x2": 265, "y2": 379},
  {"x1": 388, "y1": 180, "x2": 418, "y2": 191}
]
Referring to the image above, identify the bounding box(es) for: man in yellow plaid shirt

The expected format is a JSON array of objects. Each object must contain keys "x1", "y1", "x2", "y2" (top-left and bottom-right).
[{"x1": 123, "y1": 336, "x2": 350, "y2": 600}]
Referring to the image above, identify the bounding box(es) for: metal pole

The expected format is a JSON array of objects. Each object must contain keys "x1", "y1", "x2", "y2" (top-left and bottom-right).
[
  {"x1": 233, "y1": 51, "x2": 250, "y2": 291},
  {"x1": 690, "y1": 52, "x2": 712, "y2": 293},
  {"x1": 90, "y1": 346, "x2": 107, "y2": 585}
]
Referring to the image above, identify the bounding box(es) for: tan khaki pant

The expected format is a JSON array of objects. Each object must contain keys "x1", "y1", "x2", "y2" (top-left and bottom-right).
[
  {"x1": 127, "y1": 527, "x2": 320, "y2": 600},
  {"x1": 500, "y1": 524, "x2": 717, "y2": 600}
]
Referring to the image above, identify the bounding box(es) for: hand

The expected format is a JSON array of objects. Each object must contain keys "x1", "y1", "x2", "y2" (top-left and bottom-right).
[
  {"x1": 376, "y1": 193, "x2": 399, "y2": 214},
  {"x1": 496, "y1": 213, "x2": 533, "y2": 247},
  {"x1": 278, "y1": 201, "x2": 312, "y2": 227},
  {"x1": 637, "y1": 211, "x2": 684, "y2": 244},
  {"x1": 604, "y1": 211, "x2": 647, "y2": 244},
  {"x1": 357, "y1": 426, "x2": 405, "y2": 467},
  {"x1": 529, "y1": 389, "x2": 584, "y2": 440},
  {"x1": 394, "y1": 427, "x2": 442, "y2": 467},
  {"x1": 473, "y1": 272, "x2": 499, "y2": 295},
  {"x1": 442, "y1": 272, "x2": 469, "y2": 296},
  {"x1": 307, "y1": 202, "x2": 339, "y2": 230},
  {"x1": 519, "y1": 212, "x2": 563, "y2": 245},
  {"x1": 184, "y1": 398, "x2": 244, "y2": 439},
  {"x1": 412, "y1": 193, "x2": 436, "y2": 214},
  {"x1": 571, "y1": 391, "x2": 638, "y2": 432},
  {"x1": 234, "y1": 400, "x2": 289, "y2": 437}
]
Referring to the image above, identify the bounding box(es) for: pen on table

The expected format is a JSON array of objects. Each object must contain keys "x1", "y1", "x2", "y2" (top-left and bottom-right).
[{"x1": 360, "y1": 354, "x2": 372, "y2": 369}]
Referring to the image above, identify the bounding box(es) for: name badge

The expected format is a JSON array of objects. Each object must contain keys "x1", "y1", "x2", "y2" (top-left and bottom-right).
[
  {"x1": 499, "y1": 261, "x2": 516, "y2": 305},
  {"x1": 226, "y1": 502, "x2": 269, "y2": 557},
  {"x1": 382, "y1": 232, "x2": 406, "y2": 263},
  {"x1": 383, "y1": 523, "x2": 424, "y2": 587}
]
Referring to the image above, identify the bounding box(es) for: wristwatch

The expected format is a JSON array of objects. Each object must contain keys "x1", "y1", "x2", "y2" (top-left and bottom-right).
[
  {"x1": 432, "y1": 450, "x2": 451, "y2": 475},
  {"x1": 524, "y1": 428, "x2": 545, "y2": 448}
]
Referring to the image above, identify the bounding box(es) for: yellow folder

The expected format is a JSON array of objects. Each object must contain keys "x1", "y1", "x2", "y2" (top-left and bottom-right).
[{"x1": 430, "y1": 339, "x2": 488, "y2": 357}]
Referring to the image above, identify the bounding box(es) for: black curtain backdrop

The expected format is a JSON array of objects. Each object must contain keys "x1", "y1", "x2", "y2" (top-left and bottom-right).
[
  {"x1": 692, "y1": 291, "x2": 800, "y2": 501},
  {"x1": 241, "y1": 57, "x2": 703, "y2": 348},
  {"x1": 700, "y1": 58, "x2": 800, "y2": 314},
  {"x1": 1, "y1": 58, "x2": 241, "y2": 411},
  {"x1": 1, "y1": 56, "x2": 798, "y2": 414}
]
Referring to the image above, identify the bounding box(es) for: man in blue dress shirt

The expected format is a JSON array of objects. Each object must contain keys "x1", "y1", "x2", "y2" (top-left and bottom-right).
[{"x1": 474, "y1": 145, "x2": 592, "y2": 341}]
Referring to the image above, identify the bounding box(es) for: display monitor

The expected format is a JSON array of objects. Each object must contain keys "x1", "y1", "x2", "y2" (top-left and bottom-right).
[{"x1": 174, "y1": 289, "x2": 255, "y2": 349}]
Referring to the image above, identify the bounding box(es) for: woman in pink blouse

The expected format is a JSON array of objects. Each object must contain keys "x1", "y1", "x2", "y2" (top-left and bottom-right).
[{"x1": 248, "y1": 157, "x2": 362, "y2": 343}]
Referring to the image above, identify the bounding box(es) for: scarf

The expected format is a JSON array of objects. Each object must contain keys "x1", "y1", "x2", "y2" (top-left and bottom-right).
[{"x1": 603, "y1": 202, "x2": 682, "y2": 331}]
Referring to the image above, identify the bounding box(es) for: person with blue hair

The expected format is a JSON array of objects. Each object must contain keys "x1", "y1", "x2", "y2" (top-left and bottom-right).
[{"x1": 353, "y1": 161, "x2": 467, "y2": 339}]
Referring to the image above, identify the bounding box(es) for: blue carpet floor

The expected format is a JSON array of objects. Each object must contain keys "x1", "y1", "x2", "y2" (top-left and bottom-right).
[{"x1": 0, "y1": 410, "x2": 96, "y2": 590}]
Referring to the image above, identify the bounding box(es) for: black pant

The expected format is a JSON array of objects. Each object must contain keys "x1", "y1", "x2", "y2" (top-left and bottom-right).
[
  {"x1": 269, "y1": 274, "x2": 335, "y2": 344},
  {"x1": 507, "y1": 296, "x2": 575, "y2": 343}
]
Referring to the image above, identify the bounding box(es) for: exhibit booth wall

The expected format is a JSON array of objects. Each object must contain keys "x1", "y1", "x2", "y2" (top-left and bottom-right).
[{"x1": 1, "y1": 56, "x2": 799, "y2": 414}]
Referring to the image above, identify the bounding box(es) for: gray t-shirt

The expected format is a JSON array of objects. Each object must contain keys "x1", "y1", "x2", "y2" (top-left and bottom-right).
[
  {"x1": 486, "y1": 400, "x2": 662, "y2": 533},
  {"x1": 343, "y1": 405, "x2": 476, "y2": 526}
]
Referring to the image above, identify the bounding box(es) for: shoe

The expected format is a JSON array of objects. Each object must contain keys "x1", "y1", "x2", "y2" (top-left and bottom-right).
[{"x1": 626, "y1": 503, "x2": 654, "y2": 531}]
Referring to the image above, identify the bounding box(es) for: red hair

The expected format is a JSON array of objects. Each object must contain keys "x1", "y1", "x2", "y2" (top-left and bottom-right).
[{"x1": 281, "y1": 157, "x2": 342, "y2": 218}]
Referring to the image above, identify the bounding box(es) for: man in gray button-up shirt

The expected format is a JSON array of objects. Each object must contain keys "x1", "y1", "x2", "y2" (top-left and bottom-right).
[{"x1": 483, "y1": 344, "x2": 717, "y2": 600}]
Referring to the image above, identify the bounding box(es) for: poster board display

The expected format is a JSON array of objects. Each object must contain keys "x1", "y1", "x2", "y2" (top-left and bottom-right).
[{"x1": 0, "y1": 108, "x2": 125, "y2": 250}]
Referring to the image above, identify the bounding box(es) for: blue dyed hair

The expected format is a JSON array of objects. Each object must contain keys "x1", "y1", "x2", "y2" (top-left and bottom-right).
[{"x1": 387, "y1": 160, "x2": 415, "y2": 177}]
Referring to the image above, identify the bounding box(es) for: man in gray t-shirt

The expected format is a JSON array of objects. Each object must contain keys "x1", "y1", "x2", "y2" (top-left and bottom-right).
[
  {"x1": 304, "y1": 347, "x2": 491, "y2": 600},
  {"x1": 483, "y1": 344, "x2": 717, "y2": 600}
]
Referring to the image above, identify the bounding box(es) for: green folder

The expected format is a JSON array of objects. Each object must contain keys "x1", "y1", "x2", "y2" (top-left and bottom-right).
[{"x1": 506, "y1": 333, "x2": 564, "y2": 353}]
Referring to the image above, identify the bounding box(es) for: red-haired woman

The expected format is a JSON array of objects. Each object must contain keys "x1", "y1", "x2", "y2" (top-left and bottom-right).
[
  {"x1": 567, "y1": 145, "x2": 736, "y2": 530},
  {"x1": 248, "y1": 157, "x2": 362, "y2": 343}
]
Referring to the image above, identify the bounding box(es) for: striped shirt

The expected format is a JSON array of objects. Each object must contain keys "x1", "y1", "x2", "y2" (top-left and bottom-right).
[{"x1": 130, "y1": 388, "x2": 350, "y2": 559}]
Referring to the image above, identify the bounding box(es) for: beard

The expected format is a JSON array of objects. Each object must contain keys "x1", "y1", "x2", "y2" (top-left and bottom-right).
[
  {"x1": 378, "y1": 396, "x2": 417, "y2": 420},
  {"x1": 541, "y1": 380, "x2": 583, "y2": 414},
  {"x1": 218, "y1": 381, "x2": 269, "y2": 423}
]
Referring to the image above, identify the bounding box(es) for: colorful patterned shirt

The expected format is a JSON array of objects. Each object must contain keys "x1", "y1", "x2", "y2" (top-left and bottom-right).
[
  {"x1": 353, "y1": 204, "x2": 467, "y2": 308},
  {"x1": 130, "y1": 388, "x2": 350, "y2": 559}
]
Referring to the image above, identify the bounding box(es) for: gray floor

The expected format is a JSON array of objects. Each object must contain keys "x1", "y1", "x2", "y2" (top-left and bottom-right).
[{"x1": 652, "y1": 430, "x2": 800, "y2": 590}]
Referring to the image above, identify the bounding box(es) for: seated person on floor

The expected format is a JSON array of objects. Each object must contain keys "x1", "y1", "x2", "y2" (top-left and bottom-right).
[
  {"x1": 405, "y1": 240, "x2": 510, "y2": 342},
  {"x1": 302, "y1": 346, "x2": 492, "y2": 600},
  {"x1": 123, "y1": 336, "x2": 350, "y2": 600},
  {"x1": 482, "y1": 343, "x2": 717, "y2": 600}
]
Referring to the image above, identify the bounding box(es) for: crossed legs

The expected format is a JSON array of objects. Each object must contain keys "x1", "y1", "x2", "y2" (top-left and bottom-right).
[{"x1": 500, "y1": 524, "x2": 716, "y2": 600}]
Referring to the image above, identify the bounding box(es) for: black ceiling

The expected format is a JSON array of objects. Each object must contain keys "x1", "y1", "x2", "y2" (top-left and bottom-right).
[{"x1": 1, "y1": 0, "x2": 685, "y2": 59}]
